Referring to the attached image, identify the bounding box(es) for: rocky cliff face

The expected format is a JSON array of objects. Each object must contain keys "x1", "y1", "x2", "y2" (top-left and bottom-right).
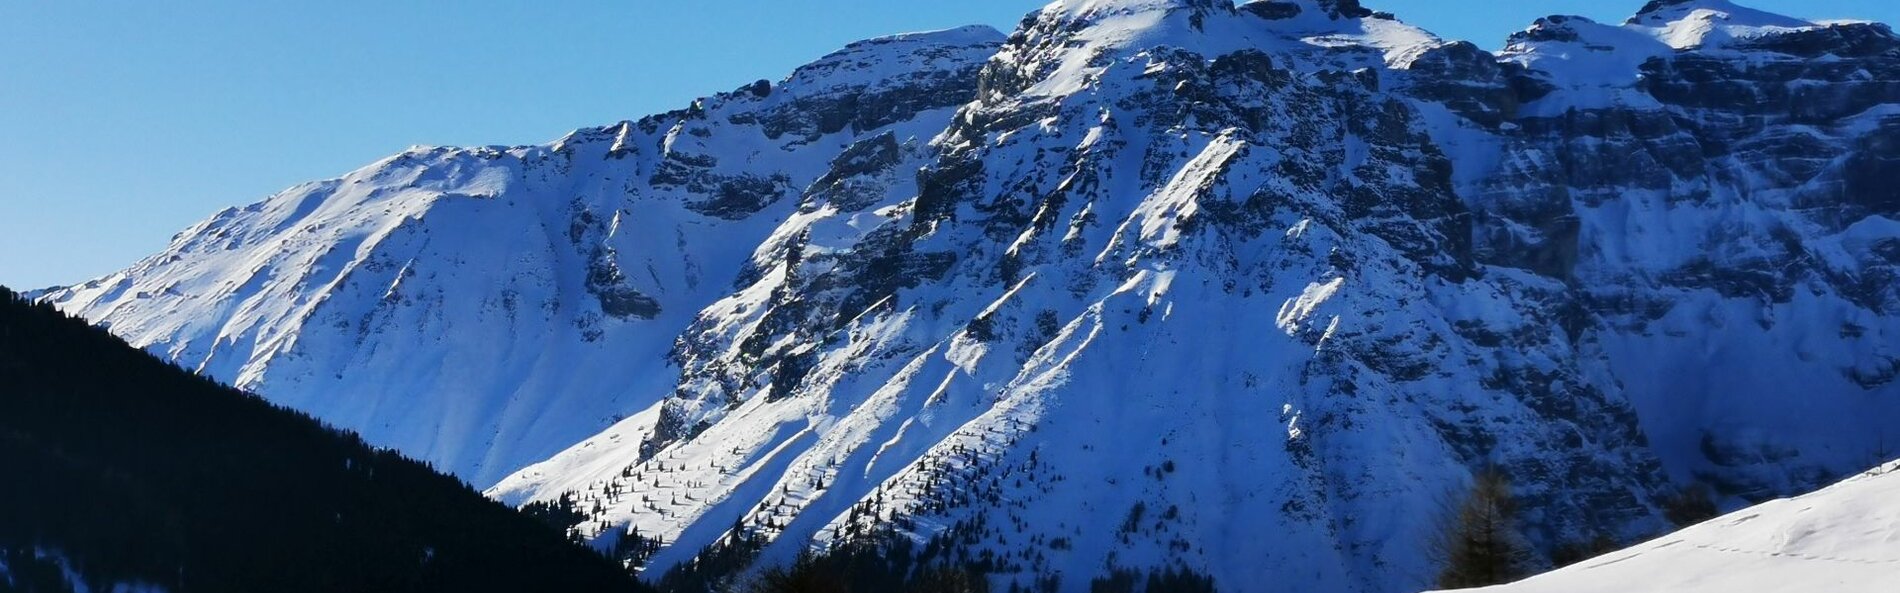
[
  {"x1": 45, "y1": 1, "x2": 1900, "y2": 591},
  {"x1": 1477, "y1": 2, "x2": 1900, "y2": 499}
]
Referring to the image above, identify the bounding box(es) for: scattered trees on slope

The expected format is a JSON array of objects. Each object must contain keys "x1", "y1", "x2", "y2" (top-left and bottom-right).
[
  {"x1": 643, "y1": 521, "x2": 1216, "y2": 593},
  {"x1": 1088, "y1": 565, "x2": 1216, "y2": 593},
  {"x1": 742, "y1": 545, "x2": 989, "y2": 593}
]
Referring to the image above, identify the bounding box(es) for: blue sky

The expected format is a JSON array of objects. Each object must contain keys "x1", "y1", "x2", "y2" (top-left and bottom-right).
[{"x1": 4, "y1": 0, "x2": 1894, "y2": 289}]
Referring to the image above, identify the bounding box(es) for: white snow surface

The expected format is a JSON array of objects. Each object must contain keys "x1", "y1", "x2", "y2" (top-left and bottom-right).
[
  {"x1": 1498, "y1": 0, "x2": 1853, "y2": 114},
  {"x1": 43, "y1": 1, "x2": 1900, "y2": 592},
  {"x1": 42, "y1": 26, "x2": 1006, "y2": 487},
  {"x1": 495, "y1": 2, "x2": 1671, "y2": 591},
  {"x1": 1625, "y1": 0, "x2": 1823, "y2": 49},
  {"x1": 1445, "y1": 461, "x2": 1900, "y2": 593}
]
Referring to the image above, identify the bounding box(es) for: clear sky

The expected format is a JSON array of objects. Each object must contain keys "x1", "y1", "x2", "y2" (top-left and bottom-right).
[{"x1": 4, "y1": 0, "x2": 1895, "y2": 289}]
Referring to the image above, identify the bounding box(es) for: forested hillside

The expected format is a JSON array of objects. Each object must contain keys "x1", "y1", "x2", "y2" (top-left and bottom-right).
[{"x1": 0, "y1": 287, "x2": 637, "y2": 593}]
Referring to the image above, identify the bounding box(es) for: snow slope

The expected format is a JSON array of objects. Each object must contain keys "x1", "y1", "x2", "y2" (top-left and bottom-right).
[
  {"x1": 44, "y1": 0, "x2": 1900, "y2": 591},
  {"x1": 1626, "y1": 0, "x2": 1828, "y2": 50},
  {"x1": 1483, "y1": 2, "x2": 1900, "y2": 497},
  {"x1": 41, "y1": 26, "x2": 1005, "y2": 486},
  {"x1": 500, "y1": 2, "x2": 1670, "y2": 590},
  {"x1": 1445, "y1": 461, "x2": 1900, "y2": 593},
  {"x1": 494, "y1": 2, "x2": 1900, "y2": 587}
]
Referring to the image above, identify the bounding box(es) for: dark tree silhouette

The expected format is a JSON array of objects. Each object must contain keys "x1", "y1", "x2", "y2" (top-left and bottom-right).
[
  {"x1": 0, "y1": 286, "x2": 639, "y2": 593},
  {"x1": 1433, "y1": 468, "x2": 1533, "y2": 589},
  {"x1": 1661, "y1": 483, "x2": 1720, "y2": 528}
]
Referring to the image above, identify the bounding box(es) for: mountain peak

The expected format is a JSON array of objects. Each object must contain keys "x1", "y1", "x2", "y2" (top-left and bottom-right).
[
  {"x1": 49, "y1": 0, "x2": 1900, "y2": 590},
  {"x1": 1239, "y1": 0, "x2": 1374, "y2": 21},
  {"x1": 836, "y1": 24, "x2": 1006, "y2": 50},
  {"x1": 1048, "y1": 0, "x2": 1227, "y2": 14},
  {"x1": 1624, "y1": 0, "x2": 1816, "y2": 48},
  {"x1": 1035, "y1": 0, "x2": 1235, "y2": 32},
  {"x1": 783, "y1": 25, "x2": 1004, "y2": 93},
  {"x1": 1631, "y1": 0, "x2": 1722, "y2": 16}
]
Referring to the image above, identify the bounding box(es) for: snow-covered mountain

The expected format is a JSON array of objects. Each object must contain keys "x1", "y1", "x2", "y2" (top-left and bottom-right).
[
  {"x1": 43, "y1": 0, "x2": 1900, "y2": 591},
  {"x1": 1483, "y1": 0, "x2": 1900, "y2": 498},
  {"x1": 41, "y1": 25, "x2": 1006, "y2": 487},
  {"x1": 1443, "y1": 460, "x2": 1900, "y2": 593}
]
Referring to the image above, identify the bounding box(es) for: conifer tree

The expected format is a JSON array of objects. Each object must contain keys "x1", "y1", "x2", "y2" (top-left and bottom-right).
[
  {"x1": 1433, "y1": 468, "x2": 1532, "y2": 589},
  {"x1": 1661, "y1": 483, "x2": 1719, "y2": 528}
]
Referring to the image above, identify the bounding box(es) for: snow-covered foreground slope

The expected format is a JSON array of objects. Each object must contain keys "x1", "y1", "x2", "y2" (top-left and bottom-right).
[
  {"x1": 45, "y1": 0, "x2": 1900, "y2": 591},
  {"x1": 1445, "y1": 461, "x2": 1900, "y2": 593}
]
